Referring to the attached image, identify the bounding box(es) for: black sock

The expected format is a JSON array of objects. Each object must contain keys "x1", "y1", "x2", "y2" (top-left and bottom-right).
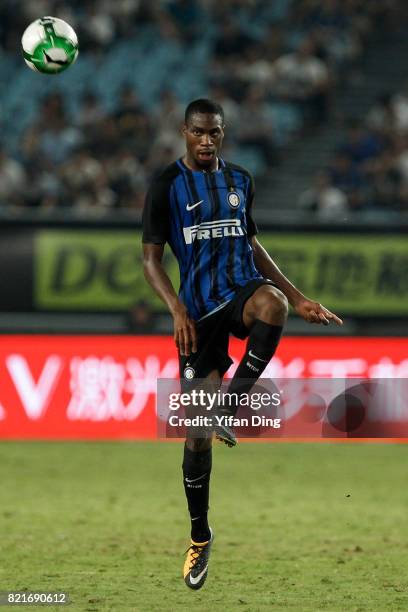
[
  {"x1": 182, "y1": 444, "x2": 212, "y2": 542},
  {"x1": 227, "y1": 320, "x2": 283, "y2": 415}
]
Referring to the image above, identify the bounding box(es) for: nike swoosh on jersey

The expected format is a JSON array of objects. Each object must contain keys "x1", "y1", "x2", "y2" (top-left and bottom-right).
[
  {"x1": 248, "y1": 350, "x2": 269, "y2": 363},
  {"x1": 185, "y1": 473, "x2": 207, "y2": 484},
  {"x1": 186, "y1": 200, "x2": 204, "y2": 211},
  {"x1": 188, "y1": 564, "x2": 208, "y2": 585}
]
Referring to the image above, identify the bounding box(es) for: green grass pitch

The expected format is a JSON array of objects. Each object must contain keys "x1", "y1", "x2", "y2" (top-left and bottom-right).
[{"x1": 0, "y1": 441, "x2": 407, "y2": 611}]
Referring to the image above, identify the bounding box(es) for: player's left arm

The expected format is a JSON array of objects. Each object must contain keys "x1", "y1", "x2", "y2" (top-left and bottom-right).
[{"x1": 251, "y1": 236, "x2": 343, "y2": 326}]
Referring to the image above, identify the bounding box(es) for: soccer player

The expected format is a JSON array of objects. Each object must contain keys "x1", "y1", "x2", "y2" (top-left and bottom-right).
[{"x1": 142, "y1": 98, "x2": 342, "y2": 590}]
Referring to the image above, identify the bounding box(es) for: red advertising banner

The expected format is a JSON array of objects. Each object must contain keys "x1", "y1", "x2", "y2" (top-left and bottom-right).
[{"x1": 0, "y1": 335, "x2": 406, "y2": 440}]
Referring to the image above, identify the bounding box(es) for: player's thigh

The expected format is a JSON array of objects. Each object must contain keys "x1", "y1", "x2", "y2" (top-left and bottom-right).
[
  {"x1": 202, "y1": 369, "x2": 222, "y2": 389},
  {"x1": 184, "y1": 369, "x2": 222, "y2": 414},
  {"x1": 179, "y1": 313, "x2": 232, "y2": 383},
  {"x1": 185, "y1": 369, "x2": 221, "y2": 451}
]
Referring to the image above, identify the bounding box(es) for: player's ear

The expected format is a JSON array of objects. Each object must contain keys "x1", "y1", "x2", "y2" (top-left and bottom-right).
[{"x1": 182, "y1": 124, "x2": 187, "y2": 136}]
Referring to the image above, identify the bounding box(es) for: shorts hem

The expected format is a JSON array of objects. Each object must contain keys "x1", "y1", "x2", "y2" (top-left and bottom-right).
[{"x1": 231, "y1": 279, "x2": 278, "y2": 339}]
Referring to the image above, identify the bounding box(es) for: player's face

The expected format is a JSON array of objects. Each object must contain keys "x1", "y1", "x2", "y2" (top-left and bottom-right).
[{"x1": 183, "y1": 113, "x2": 225, "y2": 170}]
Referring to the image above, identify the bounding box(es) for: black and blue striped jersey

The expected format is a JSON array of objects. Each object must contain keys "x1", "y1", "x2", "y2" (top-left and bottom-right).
[{"x1": 142, "y1": 157, "x2": 262, "y2": 320}]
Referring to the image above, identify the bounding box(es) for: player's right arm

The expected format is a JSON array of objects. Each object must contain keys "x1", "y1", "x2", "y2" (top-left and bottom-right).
[
  {"x1": 142, "y1": 175, "x2": 197, "y2": 356},
  {"x1": 142, "y1": 243, "x2": 197, "y2": 356}
]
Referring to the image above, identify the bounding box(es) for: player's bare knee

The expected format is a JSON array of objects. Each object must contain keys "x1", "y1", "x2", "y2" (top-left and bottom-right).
[
  {"x1": 272, "y1": 290, "x2": 289, "y2": 320},
  {"x1": 253, "y1": 287, "x2": 288, "y2": 324}
]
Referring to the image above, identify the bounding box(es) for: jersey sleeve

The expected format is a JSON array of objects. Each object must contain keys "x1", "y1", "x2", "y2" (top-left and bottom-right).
[
  {"x1": 142, "y1": 177, "x2": 171, "y2": 244},
  {"x1": 246, "y1": 173, "x2": 258, "y2": 237}
]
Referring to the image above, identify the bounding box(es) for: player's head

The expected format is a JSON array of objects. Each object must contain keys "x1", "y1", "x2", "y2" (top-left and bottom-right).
[{"x1": 182, "y1": 99, "x2": 225, "y2": 170}]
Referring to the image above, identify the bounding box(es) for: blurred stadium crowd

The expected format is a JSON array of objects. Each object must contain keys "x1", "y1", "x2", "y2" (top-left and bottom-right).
[
  {"x1": 299, "y1": 90, "x2": 408, "y2": 217},
  {"x1": 0, "y1": 0, "x2": 403, "y2": 215}
]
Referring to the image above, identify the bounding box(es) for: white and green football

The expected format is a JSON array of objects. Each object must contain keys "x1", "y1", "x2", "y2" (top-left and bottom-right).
[{"x1": 21, "y1": 16, "x2": 79, "y2": 75}]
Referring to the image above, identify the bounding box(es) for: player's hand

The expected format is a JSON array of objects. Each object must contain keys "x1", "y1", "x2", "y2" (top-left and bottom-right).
[
  {"x1": 173, "y1": 302, "x2": 198, "y2": 356},
  {"x1": 294, "y1": 298, "x2": 343, "y2": 326}
]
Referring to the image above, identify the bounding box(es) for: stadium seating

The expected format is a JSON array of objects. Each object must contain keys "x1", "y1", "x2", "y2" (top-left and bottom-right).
[{"x1": 0, "y1": 0, "x2": 404, "y2": 217}]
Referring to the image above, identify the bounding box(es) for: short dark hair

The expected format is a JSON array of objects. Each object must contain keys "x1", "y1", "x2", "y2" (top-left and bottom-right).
[{"x1": 184, "y1": 98, "x2": 224, "y2": 124}]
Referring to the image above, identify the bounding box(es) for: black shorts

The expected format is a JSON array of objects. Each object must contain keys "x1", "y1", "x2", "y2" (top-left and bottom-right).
[{"x1": 179, "y1": 279, "x2": 277, "y2": 383}]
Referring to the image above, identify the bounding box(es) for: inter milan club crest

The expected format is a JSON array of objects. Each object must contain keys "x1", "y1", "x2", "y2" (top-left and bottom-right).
[
  {"x1": 227, "y1": 191, "x2": 240, "y2": 208},
  {"x1": 184, "y1": 366, "x2": 195, "y2": 380}
]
